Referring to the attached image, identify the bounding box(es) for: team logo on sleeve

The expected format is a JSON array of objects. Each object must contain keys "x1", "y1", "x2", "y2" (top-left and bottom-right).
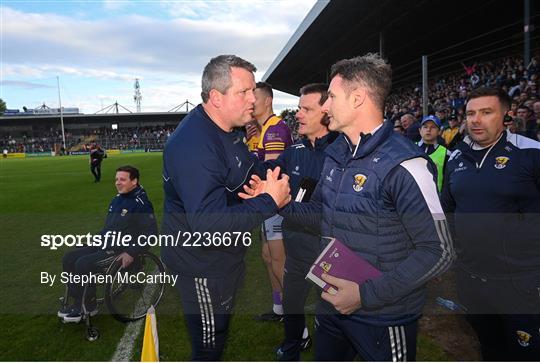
[
  {"x1": 516, "y1": 330, "x2": 531, "y2": 347},
  {"x1": 494, "y1": 156, "x2": 510, "y2": 169},
  {"x1": 353, "y1": 174, "x2": 367, "y2": 192},
  {"x1": 121, "y1": 209, "x2": 128, "y2": 216}
]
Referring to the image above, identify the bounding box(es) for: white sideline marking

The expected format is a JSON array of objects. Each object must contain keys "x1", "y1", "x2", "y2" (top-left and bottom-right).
[
  {"x1": 110, "y1": 318, "x2": 144, "y2": 362},
  {"x1": 111, "y1": 271, "x2": 159, "y2": 361}
]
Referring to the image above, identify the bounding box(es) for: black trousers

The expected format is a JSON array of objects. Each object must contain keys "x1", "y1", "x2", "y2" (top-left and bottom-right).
[
  {"x1": 456, "y1": 269, "x2": 540, "y2": 361},
  {"x1": 62, "y1": 246, "x2": 117, "y2": 304},
  {"x1": 279, "y1": 260, "x2": 313, "y2": 361},
  {"x1": 174, "y1": 266, "x2": 244, "y2": 361},
  {"x1": 90, "y1": 162, "x2": 101, "y2": 181}
]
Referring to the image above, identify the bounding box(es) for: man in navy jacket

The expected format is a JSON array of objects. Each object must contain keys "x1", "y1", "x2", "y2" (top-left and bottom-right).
[
  {"x1": 442, "y1": 87, "x2": 540, "y2": 360},
  {"x1": 161, "y1": 55, "x2": 290, "y2": 361},
  {"x1": 59, "y1": 165, "x2": 157, "y2": 323},
  {"x1": 267, "y1": 83, "x2": 338, "y2": 360},
  {"x1": 276, "y1": 54, "x2": 455, "y2": 361}
]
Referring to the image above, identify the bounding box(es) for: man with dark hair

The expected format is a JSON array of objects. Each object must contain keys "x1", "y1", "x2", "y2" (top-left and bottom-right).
[
  {"x1": 516, "y1": 105, "x2": 539, "y2": 141},
  {"x1": 269, "y1": 83, "x2": 338, "y2": 360},
  {"x1": 247, "y1": 53, "x2": 454, "y2": 361},
  {"x1": 442, "y1": 86, "x2": 540, "y2": 361},
  {"x1": 161, "y1": 55, "x2": 291, "y2": 360},
  {"x1": 89, "y1": 144, "x2": 106, "y2": 182},
  {"x1": 252, "y1": 80, "x2": 293, "y2": 322},
  {"x1": 58, "y1": 165, "x2": 157, "y2": 322}
]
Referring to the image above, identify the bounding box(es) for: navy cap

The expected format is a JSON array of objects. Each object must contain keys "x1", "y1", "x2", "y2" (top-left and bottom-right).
[{"x1": 421, "y1": 115, "x2": 442, "y2": 128}]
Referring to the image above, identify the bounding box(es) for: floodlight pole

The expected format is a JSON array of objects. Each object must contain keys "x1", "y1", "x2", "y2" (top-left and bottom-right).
[
  {"x1": 56, "y1": 76, "x2": 66, "y2": 150},
  {"x1": 422, "y1": 56, "x2": 428, "y2": 117}
]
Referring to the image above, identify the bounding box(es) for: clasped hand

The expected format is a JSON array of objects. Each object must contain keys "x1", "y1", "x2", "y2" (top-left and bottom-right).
[{"x1": 238, "y1": 167, "x2": 291, "y2": 208}]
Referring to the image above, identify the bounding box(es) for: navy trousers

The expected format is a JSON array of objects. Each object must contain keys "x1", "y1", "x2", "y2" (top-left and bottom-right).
[
  {"x1": 279, "y1": 260, "x2": 313, "y2": 361},
  {"x1": 62, "y1": 246, "x2": 117, "y2": 304},
  {"x1": 314, "y1": 306, "x2": 418, "y2": 362},
  {"x1": 457, "y1": 269, "x2": 540, "y2": 361},
  {"x1": 174, "y1": 266, "x2": 244, "y2": 361}
]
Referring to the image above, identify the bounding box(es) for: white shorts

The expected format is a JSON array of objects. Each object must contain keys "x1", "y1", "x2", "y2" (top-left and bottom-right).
[{"x1": 261, "y1": 214, "x2": 283, "y2": 241}]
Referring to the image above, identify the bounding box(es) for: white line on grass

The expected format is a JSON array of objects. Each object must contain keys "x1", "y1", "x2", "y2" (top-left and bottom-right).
[
  {"x1": 111, "y1": 270, "x2": 159, "y2": 361},
  {"x1": 111, "y1": 318, "x2": 145, "y2": 362}
]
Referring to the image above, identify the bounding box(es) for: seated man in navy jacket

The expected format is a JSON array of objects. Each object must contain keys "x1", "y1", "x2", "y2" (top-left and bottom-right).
[{"x1": 58, "y1": 165, "x2": 157, "y2": 323}]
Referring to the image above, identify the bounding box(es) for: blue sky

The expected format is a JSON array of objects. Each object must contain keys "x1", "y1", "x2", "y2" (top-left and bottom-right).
[{"x1": 1, "y1": 0, "x2": 317, "y2": 113}]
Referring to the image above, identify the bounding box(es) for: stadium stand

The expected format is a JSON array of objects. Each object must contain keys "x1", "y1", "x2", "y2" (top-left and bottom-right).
[
  {"x1": 2, "y1": 55, "x2": 539, "y2": 155},
  {"x1": 0, "y1": 126, "x2": 176, "y2": 154}
]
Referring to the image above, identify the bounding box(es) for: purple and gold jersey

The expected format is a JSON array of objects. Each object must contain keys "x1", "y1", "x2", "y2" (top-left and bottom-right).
[{"x1": 256, "y1": 115, "x2": 293, "y2": 161}]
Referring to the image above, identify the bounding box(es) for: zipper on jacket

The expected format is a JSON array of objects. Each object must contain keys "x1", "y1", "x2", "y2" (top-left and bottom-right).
[{"x1": 331, "y1": 166, "x2": 345, "y2": 237}]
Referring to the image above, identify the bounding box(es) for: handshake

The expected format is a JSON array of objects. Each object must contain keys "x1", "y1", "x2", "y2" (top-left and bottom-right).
[{"x1": 238, "y1": 167, "x2": 291, "y2": 208}]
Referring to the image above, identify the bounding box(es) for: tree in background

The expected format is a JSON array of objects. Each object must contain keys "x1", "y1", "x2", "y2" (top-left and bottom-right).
[{"x1": 0, "y1": 99, "x2": 6, "y2": 115}]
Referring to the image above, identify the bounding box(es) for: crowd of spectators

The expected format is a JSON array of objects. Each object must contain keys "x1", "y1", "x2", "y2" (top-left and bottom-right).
[
  {"x1": 0, "y1": 131, "x2": 65, "y2": 153},
  {"x1": 2, "y1": 55, "x2": 539, "y2": 155},
  {"x1": 0, "y1": 126, "x2": 176, "y2": 153},
  {"x1": 386, "y1": 55, "x2": 540, "y2": 145}
]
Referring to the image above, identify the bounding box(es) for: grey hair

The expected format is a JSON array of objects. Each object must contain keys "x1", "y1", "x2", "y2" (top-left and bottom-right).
[
  {"x1": 201, "y1": 55, "x2": 257, "y2": 103},
  {"x1": 330, "y1": 53, "x2": 392, "y2": 110}
]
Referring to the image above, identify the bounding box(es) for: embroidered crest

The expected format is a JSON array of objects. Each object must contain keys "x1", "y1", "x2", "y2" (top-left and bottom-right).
[
  {"x1": 494, "y1": 156, "x2": 509, "y2": 169},
  {"x1": 517, "y1": 330, "x2": 531, "y2": 347},
  {"x1": 121, "y1": 208, "x2": 128, "y2": 217},
  {"x1": 353, "y1": 174, "x2": 367, "y2": 192}
]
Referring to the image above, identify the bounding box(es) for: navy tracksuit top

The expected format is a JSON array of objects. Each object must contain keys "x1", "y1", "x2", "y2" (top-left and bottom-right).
[
  {"x1": 269, "y1": 132, "x2": 338, "y2": 265},
  {"x1": 161, "y1": 105, "x2": 278, "y2": 277},
  {"x1": 101, "y1": 185, "x2": 157, "y2": 257},
  {"x1": 442, "y1": 131, "x2": 540, "y2": 279},
  {"x1": 282, "y1": 120, "x2": 455, "y2": 325}
]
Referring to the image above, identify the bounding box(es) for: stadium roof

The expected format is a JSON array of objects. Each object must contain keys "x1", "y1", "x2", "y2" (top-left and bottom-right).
[{"x1": 264, "y1": 0, "x2": 538, "y2": 95}]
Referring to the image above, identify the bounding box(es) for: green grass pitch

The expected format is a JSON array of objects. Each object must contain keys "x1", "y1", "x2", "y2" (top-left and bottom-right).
[{"x1": 0, "y1": 153, "x2": 448, "y2": 361}]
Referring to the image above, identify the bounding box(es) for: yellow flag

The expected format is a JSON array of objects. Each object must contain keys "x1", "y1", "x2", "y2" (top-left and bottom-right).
[{"x1": 141, "y1": 305, "x2": 159, "y2": 362}]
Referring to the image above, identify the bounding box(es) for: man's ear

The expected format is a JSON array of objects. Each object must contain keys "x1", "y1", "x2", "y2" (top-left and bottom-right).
[
  {"x1": 209, "y1": 89, "x2": 222, "y2": 108},
  {"x1": 265, "y1": 96, "x2": 272, "y2": 108},
  {"x1": 352, "y1": 87, "x2": 366, "y2": 109}
]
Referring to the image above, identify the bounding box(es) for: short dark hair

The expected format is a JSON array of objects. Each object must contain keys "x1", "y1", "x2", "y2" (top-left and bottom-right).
[
  {"x1": 299, "y1": 83, "x2": 330, "y2": 126},
  {"x1": 255, "y1": 81, "x2": 273, "y2": 98},
  {"x1": 467, "y1": 87, "x2": 511, "y2": 112},
  {"x1": 201, "y1": 55, "x2": 257, "y2": 103},
  {"x1": 299, "y1": 83, "x2": 329, "y2": 105},
  {"x1": 329, "y1": 53, "x2": 392, "y2": 110},
  {"x1": 116, "y1": 165, "x2": 140, "y2": 182}
]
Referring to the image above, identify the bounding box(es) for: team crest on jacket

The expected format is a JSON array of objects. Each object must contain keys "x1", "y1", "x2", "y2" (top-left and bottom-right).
[
  {"x1": 319, "y1": 261, "x2": 332, "y2": 273},
  {"x1": 494, "y1": 156, "x2": 510, "y2": 169},
  {"x1": 517, "y1": 330, "x2": 531, "y2": 347},
  {"x1": 353, "y1": 174, "x2": 367, "y2": 192},
  {"x1": 121, "y1": 208, "x2": 128, "y2": 216}
]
